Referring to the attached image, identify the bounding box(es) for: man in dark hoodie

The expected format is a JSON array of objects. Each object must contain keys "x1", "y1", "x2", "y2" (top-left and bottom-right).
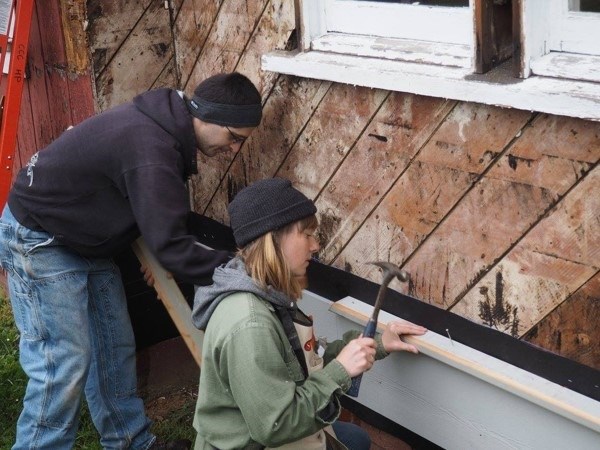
[{"x1": 0, "y1": 72, "x2": 262, "y2": 450}]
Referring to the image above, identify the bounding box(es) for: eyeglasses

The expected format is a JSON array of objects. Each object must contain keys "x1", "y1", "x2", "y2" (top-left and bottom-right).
[{"x1": 225, "y1": 126, "x2": 248, "y2": 145}]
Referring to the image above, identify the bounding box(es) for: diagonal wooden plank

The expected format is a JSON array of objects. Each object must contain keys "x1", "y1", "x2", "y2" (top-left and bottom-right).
[
  {"x1": 131, "y1": 238, "x2": 204, "y2": 366},
  {"x1": 522, "y1": 272, "x2": 600, "y2": 371},
  {"x1": 150, "y1": 54, "x2": 178, "y2": 90},
  {"x1": 94, "y1": 1, "x2": 175, "y2": 110},
  {"x1": 233, "y1": 0, "x2": 296, "y2": 96},
  {"x1": 183, "y1": 0, "x2": 269, "y2": 90},
  {"x1": 185, "y1": 0, "x2": 276, "y2": 217},
  {"x1": 174, "y1": 0, "x2": 222, "y2": 88},
  {"x1": 275, "y1": 83, "x2": 388, "y2": 199},
  {"x1": 315, "y1": 93, "x2": 455, "y2": 263},
  {"x1": 403, "y1": 114, "x2": 599, "y2": 309},
  {"x1": 87, "y1": 0, "x2": 153, "y2": 76},
  {"x1": 336, "y1": 103, "x2": 532, "y2": 293},
  {"x1": 451, "y1": 166, "x2": 599, "y2": 338}
]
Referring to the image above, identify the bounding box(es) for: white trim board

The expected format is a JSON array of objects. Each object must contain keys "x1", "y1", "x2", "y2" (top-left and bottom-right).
[
  {"x1": 300, "y1": 291, "x2": 600, "y2": 449},
  {"x1": 262, "y1": 50, "x2": 600, "y2": 121}
]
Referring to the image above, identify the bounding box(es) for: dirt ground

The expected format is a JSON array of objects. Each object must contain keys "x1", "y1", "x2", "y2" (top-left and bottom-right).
[{"x1": 145, "y1": 385, "x2": 198, "y2": 423}]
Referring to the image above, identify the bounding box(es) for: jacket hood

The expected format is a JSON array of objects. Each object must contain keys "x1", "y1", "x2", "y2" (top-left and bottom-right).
[
  {"x1": 133, "y1": 88, "x2": 198, "y2": 176},
  {"x1": 191, "y1": 257, "x2": 298, "y2": 330}
]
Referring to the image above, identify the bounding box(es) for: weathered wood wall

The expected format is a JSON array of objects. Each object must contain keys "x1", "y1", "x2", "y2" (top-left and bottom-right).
[{"x1": 87, "y1": 0, "x2": 599, "y2": 371}]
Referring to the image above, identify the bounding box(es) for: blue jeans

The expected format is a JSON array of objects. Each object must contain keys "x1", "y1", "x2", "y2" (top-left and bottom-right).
[
  {"x1": 332, "y1": 421, "x2": 371, "y2": 450},
  {"x1": 0, "y1": 205, "x2": 155, "y2": 449}
]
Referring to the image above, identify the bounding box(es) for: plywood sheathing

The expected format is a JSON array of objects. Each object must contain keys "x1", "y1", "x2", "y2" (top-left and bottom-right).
[
  {"x1": 452, "y1": 165, "x2": 599, "y2": 336},
  {"x1": 405, "y1": 114, "x2": 596, "y2": 311},
  {"x1": 276, "y1": 84, "x2": 388, "y2": 200},
  {"x1": 315, "y1": 93, "x2": 455, "y2": 263},
  {"x1": 87, "y1": 0, "x2": 153, "y2": 75},
  {"x1": 524, "y1": 273, "x2": 600, "y2": 369},
  {"x1": 90, "y1": 0, "x2": 178, "y2": 110},
  {"x1": 337, "y1": 104, "x2": 533, "y2": 296},
  {"x1": 234, "y1": 0, "x2": 297, "y2": 96},
  {"x1": 176, "y1": 0, "x2": 294, "y2": 96},
  {"x1": 174, "y1": 0, "x2": 223, "y2": 88},
  {"x1": 183, "y1": 0, "x2": 270, "y2": 90}
]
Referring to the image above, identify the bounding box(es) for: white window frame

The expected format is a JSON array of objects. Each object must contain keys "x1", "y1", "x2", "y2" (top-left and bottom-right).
[
  {"x1": 325, "y1": 1, "x2": 471, "y2": 46},
  {"x1": 262, "y1": 0, "x2": 600, "y2": 121},
  {"x1": 301, "y1": 0, "x2": 473, "y2": 69},
  {"x1": 524, "y1": 0, "x2": 600, "y2": 84},
  {"x1": 548, "y1": 0, "x2": 600, "y2": 55}
]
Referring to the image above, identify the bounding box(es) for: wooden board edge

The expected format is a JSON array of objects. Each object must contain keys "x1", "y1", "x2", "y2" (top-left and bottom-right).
[
  {"x1": 131, "y1": 237, "x2": 203, "y2": 366},
  {"x1": 329, "y1": 295, "x2": 600, "y2": 434}
]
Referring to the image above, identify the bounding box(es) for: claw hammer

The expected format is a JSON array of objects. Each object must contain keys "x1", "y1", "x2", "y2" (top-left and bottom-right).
[{"x1": 347, "y1": 261, "x2": 409, "y2": 397}]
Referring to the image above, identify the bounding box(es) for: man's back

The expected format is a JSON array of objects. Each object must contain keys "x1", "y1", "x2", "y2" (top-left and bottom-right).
[{"x1": 8, "y1": 88, "x2": 196, "y2": 257}]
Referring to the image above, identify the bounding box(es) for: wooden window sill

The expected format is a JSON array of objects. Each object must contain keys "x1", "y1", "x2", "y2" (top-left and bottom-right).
[{"x1": 262, "y1": 50, "x2": 600, "y2": 121}]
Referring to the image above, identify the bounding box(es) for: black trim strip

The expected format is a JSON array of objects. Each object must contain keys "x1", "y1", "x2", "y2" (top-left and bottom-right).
[{"x1": 306, "y1": 260, "x2": 600, "y2": 402}]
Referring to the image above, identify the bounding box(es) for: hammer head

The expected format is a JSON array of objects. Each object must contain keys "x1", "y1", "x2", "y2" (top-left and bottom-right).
[{"x1": 369, "y1": 261, "x2": 409, "y2": 283}]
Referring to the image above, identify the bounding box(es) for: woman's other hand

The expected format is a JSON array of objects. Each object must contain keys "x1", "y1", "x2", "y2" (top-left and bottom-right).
[{"x1": 382, "y1": 320, "x2": 427, "y2": 354}]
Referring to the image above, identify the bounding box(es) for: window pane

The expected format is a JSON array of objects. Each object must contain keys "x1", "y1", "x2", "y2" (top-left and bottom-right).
[{"x1": 569, "y1": 0, "x2": 600, "y2": 12}]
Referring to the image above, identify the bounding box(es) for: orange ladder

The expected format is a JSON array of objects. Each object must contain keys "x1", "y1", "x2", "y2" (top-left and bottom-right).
[{"x1": 0, "y1": 0, "x2": 34, "y2": 207}]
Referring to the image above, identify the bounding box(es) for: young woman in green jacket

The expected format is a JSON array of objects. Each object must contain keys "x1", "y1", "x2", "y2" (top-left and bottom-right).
[{"x1": 191, "y1": 178, "x2": 427, "y2": 450}]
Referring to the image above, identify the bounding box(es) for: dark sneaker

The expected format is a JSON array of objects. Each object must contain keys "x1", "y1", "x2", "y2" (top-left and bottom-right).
[{"x1": 149, "y1": 439, "x2": 192, "y2": 450}]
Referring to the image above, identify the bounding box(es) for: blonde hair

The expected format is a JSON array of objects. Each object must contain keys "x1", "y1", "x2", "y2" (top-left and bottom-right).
[{"x1": 238, "y1": 215, "x2": 318, "y2": 299}]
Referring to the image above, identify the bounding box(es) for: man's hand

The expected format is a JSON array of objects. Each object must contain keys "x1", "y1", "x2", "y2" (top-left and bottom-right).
[
  {"x1": 140, "y1": 264, "x2": 155, "y2": 287},
  {"x1": 382, "y1": 320, "x2": 427, "y2": 354},
  {"x1": 140, "y1": 264, "x2": 173, "y2": 287}
]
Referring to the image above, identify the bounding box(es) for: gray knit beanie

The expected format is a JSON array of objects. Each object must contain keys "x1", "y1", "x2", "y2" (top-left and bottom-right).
[{"x1": 228, "y1": 178, "x2": 317, "y2": 247}]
